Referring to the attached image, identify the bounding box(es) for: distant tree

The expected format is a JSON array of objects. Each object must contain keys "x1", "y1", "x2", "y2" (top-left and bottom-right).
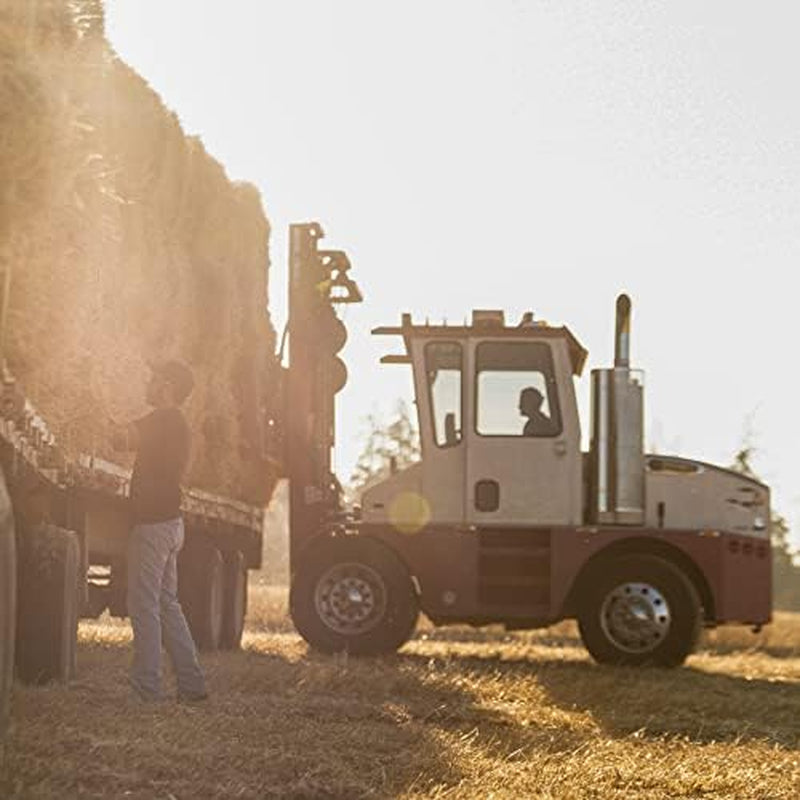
[
  {"x1": 731, "y1": 446, "x2": 800, "y2": 611},
  {"x1": 348, "y1": 399, "x2": 421, "y2": 501}
]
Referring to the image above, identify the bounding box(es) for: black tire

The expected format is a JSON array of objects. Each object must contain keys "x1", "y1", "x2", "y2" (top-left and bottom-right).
[
  {"x1": 577, "y1": 554, "x2": 701, "y2": 667},
  {"x1": 180, "y1": 545, "x2": 224, "y2": 652},
  {"x1": 220, "y1": 551, "x2": 247, "y2": 650},
  {"x1": 290, "y1": 536, "x2": 418, "y2": 656},
  {"x1": 0, "y1": 472, "x2": 16, "y2": 737},
  {"x1": 16, "y1": 525, "x2": 80, "y2": 684}
]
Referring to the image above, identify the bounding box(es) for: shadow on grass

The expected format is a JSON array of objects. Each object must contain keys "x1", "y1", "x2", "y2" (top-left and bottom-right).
[
  {"x1": 245, "y1": 594, "x2": 800, "y2": 753},
  {"x1": 397, "y1": 642, "x2": 800, "y2": 749},
  {"x1": 248, "y1": 611, "x2": 800, "y2": 754},
  {"x1": 225, "y1": 643, "x2": 591, "y2": 794},
  {"x1": 531, "y1": 658, "x2": 800, "y2": 747},
  {"x1": 2, "y1": 633, "x2": 587, "y2": 800},
  {"x1": 243, "y1": 626, "x2": 800, "y2": 771},
  {"x1": 7, "y1": 623, "x2": 800, "y2": 800}
]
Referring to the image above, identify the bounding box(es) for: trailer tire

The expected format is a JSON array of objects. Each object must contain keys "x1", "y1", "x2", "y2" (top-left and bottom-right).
[
  {"x1": 577, "y1": 553, "x2": 701, "y2": 667},
  {"x1": 0, "y1": 473, "x2": 15, "y2": 737},
  {"x1": 290, "y1": 536, "x2": 418, "y2": 656},
  {"x1": 220, "y1": 550, "x2": 247, "y2": 650},
  {"x1": 16, "y1": 526, "x2": 80, "y2": 684},
  {"x1": 181, "y1": 545, "x2": 224, "y2": 652}
]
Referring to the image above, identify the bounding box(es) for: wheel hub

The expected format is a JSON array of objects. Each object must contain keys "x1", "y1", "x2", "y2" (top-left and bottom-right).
[
  {"x1": 314, "y1": 562, "x2": 387, "y2": 635},
  {"x1": 600, "y1": 581, "x2": 671, "y2": 654}
]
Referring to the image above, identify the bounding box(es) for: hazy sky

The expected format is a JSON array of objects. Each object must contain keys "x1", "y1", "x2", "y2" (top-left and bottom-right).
[{"x1": 105, "y1": 1, "x2": 800, "y2": 543}]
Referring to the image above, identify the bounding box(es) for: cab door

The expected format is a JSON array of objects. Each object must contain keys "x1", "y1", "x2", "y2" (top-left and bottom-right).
[{"x1": 465, "y1": 337, "x2": 581, "y2": 526}]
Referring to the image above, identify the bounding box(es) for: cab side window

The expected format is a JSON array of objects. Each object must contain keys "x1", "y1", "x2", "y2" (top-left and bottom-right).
[
  {"x1": 476, "y1": 341, "x2": 562, "y2": 437},
  {"x1": 426, "y1": 342, "x2": 462, "y2": 447}
]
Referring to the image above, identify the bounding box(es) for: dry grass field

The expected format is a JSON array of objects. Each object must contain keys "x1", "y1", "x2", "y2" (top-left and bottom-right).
[{"x1": 2, "y1": 583, "x2": 800, "y2": 799}]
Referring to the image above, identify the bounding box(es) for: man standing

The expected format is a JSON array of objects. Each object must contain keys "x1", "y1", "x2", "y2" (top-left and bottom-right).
[{"x1": 114, "y1": 360, "x2": 207, "y2": 702}]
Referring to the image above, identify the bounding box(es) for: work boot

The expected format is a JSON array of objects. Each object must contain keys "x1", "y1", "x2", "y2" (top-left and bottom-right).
[{"x1": 177, "y1": 690, "x2": 209, "y2": 704}]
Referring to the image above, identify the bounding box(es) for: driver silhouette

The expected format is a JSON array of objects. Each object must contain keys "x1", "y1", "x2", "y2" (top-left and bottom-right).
[{"x1": 519, "y1": 386, "x2": 556, "y2": 436}]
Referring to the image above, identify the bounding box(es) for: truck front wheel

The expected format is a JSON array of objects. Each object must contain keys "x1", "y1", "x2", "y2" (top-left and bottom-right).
[
  {"x1": 577, "y1": 554, "x2": 701, "y2": 667},
  {"x1": 290, "y1": 537, "x2": 418, "y2": 656}
]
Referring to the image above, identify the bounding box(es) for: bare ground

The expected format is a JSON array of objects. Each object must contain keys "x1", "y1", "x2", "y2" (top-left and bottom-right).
[{"x1": 2, "y1": 584, "x2": 800, "y2": 799}]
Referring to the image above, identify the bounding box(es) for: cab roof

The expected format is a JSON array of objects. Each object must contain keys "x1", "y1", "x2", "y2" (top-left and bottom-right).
[{"x1": 373, "y1": 311, "x2": 588, "y2": 376}]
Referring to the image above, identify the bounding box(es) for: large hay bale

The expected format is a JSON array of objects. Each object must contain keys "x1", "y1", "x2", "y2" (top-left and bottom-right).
[{"x1": 0, "y1": 1, "x2": 281, "y2": 505}]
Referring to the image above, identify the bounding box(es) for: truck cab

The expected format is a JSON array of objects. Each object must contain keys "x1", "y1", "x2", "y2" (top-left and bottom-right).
[{"x1": 363, "y1": 310, "x2": 586, "y2": 531}]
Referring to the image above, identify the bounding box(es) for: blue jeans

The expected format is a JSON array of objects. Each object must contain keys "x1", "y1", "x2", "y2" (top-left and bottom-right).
[{"x1": 127, "y1": 518, "x2": 206, "y2": 700}]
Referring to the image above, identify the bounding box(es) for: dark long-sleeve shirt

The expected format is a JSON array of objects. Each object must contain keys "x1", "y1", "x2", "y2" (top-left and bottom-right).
[{"x1": 129, "y1": 407, "x2": 190, "y2": 524}]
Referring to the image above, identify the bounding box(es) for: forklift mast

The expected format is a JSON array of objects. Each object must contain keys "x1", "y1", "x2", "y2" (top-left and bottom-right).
[{"x1": 286, "y1": 223, "x2": 362, "y2": 566}]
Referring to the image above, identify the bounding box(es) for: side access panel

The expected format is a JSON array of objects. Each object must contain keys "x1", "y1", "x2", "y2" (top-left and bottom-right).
[{"x1": 473, "y1": 528, "x2": 551, "y2": 618}]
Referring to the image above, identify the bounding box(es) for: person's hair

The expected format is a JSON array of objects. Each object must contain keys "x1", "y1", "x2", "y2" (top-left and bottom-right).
[{"x1": 154, "y1": 360, "x2": 194, "y2": 404}]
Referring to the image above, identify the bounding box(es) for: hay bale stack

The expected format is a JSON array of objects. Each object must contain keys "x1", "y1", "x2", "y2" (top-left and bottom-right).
[{"x1": 0, "y1": 1, "x2": 281, "y2": 505}]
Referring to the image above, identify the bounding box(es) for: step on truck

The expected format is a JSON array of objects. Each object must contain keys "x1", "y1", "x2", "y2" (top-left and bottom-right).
[
  {"x1": 287, "y1": 223, "x2": 771, "y2": 666},
  {"x1": 0, "y1": 367, "x2": 263, "y2": 728}
]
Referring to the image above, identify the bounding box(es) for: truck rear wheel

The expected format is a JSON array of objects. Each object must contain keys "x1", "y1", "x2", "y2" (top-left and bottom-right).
[
  {"x1": 220, "y1": 550, "x2": 247, "y2": 650},
  {"x1": 0, "y1": 475, "x2": 15, "y2": 736},
  {"x1": 577, "y1": 554, "x2": 701, "y2": 667},
  {"x1": 290, "y1": 536, "x2": 418, "y2": 656},
  {"x1": 16, "y1": 526, "x2": 80, "y2": 684},
  {"x1": 180, "y1": 544, "x2": 224, "y2": 652}
]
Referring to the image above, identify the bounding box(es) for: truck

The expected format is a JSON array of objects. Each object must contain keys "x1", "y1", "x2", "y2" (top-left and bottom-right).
[{"x1": 286, "y1": 223, "x2": 772, "y2": 667}]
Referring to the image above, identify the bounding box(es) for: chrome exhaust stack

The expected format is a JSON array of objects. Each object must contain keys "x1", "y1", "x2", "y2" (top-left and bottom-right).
[
  {"x1": 588, "y1": 294, "x2": 645, "y2": 525},
  {"x1": 614, "y1": 293, "x2": 631, "y2": 368}
]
